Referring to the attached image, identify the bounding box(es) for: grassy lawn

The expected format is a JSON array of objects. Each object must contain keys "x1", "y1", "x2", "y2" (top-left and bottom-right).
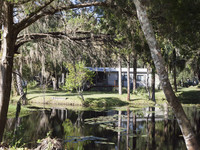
[
  {"x1": 177, "y1": 85, "x2": 200, "y2": 105},
  {"x1": 10, "y1": 85, "x2": 200, "y2": 108},
  {"x1": 153, "y1": 85, "x2": 200, "y2": 106},
  {"x1": 7, "y1": 104, "x2": 31, "y2": 118},
  {"x1": 11, "y1": 88, "x2": 152, "y2": 107}
]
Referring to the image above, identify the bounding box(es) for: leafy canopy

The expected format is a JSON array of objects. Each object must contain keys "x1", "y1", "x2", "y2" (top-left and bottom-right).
[{"x1": 64, "y1": 62, "x2": 94, "y2": 93}]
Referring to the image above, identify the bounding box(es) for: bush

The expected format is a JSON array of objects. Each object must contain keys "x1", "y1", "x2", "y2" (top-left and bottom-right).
[
  {"x1": 27, "y1": 80, "x2": 38, "y2": 89},
  {"x1": 84, "y1": 97, "x2": 128, "y2": 107},
  {"x1": 136, "y1": 87, "x2": 147, "y2": 95}
]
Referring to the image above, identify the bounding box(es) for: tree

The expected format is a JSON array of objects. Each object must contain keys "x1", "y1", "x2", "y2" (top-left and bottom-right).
[
  {"x1": 17, "y1": 12, "x2": 115, "y2": 89},
  {"x1": 64, "y1": 62, "x2": 94, "y2": 103},
  {"x1": 132, "y1": 50, "x2": 137, "y2": 92},
  {"x1": 0, "y1": 0, "x2": 2, "y2": 42},
  {"x1": 97, "y1": 0, "x2": 144, "y2": 97},
  {"x1": 133, "y1": 0, "x2": 200, "y2": 149},
  {"x1": 118, "y1": 56, "x2": 122, "y2": 95},
  {"x1": 149, "y1": 0, "x2": 200, "y2": 84},
  {"x1": 127, "y1": 55, "x2": 130, "y2": 101},
  {"x1": 13, "y1": 69, "x2": 27, "y2": 104},
  {"x1": 0, "y1": 0, "x2": 109, "y2": 142},
  {"x1": 151, "y1": 65, "x2": 156, "y2": 102}
]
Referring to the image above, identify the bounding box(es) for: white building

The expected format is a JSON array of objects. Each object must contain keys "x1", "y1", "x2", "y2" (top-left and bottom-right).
[{"x1": 87, "y1": 67, "x2": 160, "y2": 89}]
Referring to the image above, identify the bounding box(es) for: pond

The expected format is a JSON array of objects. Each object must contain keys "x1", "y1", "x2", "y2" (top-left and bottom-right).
[{"x1": 3, "y1": 104, "x2": 200, "y2": 149}]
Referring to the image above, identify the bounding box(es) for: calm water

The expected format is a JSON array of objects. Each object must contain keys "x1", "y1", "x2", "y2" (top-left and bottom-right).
[{"x1": 3, "y1": 104, "x2": 200, "y2": 149}]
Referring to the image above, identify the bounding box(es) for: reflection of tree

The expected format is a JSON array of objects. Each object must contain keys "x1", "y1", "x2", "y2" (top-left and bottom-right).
[
  {"x1": 37, "y1": 110, "x2": 50, "y2": 135},
  {"x1": 63, "y1": 119, "x2": 88, "y2": 150},
  {"x1": 146, "y1": 107, "x2": 156, "y2": 150},
  {"x1": 12, "y1": 108, "x2": 67, "y2": 147},
  {"x1": 75, "y1": 111, "x2": 84, "y2": 128},
  {"x1": 193, "y1": 107, "x2": 200, "y2": 135},
  {"x1": 126, "y1": 108, "x2": 130, "y2": 150},
  {"x1": 132, "y1": 110, "x2": 136, "y2": 149},
  {"x1": 49, "y1": 108, "x2": 64, "y2": 138},
  {"x1": 172, "y1": 115, "x2": 177, "y2": 149},
  {"x1": 164, "y1": 103, "x2": 169, "y2": 135},
  {"x1": 117, "y1": 110, "x2": 121, "y2": 149},
  {"x1": 151, "y1": 107, "x2": 156, "y2": 150},
  {"x1": 4, "y1": 106, "x2": 200, "y2": 149}
]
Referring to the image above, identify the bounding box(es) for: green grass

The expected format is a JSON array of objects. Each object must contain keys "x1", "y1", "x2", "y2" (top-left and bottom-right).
[
  {"x1": 11, "y1": 88, "x2": 148, "y2": 107},
  {"x1": 84, "y1": 97, "x2": 128, "y2": 107},
  {"x1": 177, "y1": 86, "x2": 200, "y2": 105},
  {"x1": 7, "y1": 104, "x2": 31, "y2": 118},
  {"x1": 10, "y1": 85, "x2": 200, "y2": 108},
  {"x1": 11, "y1": 88, "x2": 83, "y2": 106}
]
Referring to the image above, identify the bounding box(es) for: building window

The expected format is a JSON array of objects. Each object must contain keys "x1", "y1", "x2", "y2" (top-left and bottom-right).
[
  {"x1": 137, "y1": 75, "x2": 143, "y2": 81},
  {"x1": 123, "y1": 75, "x2": 127, "y2": 80}
]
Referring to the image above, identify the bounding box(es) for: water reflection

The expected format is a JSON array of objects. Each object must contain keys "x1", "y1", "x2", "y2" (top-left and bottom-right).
[
  {"x1": 3, "y1": 105, "x2": 199, "y2": 149},
  {"x1": 147, "y1": 107, "x2": 155, "y2": 150},
  {"x1": 126, "y1": 107, "x2": 130, "y2": 150},
  {"x1": 117, "y1": 110, "x2": 121, "y2": 149},
  {"x1": 132, "y1": 110, "x2": 136, "y2": 149}
]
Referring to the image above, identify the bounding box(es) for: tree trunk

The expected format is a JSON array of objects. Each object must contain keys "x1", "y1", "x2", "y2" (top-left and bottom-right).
[
  {"x1": 51, "y1": 71, "x2": 59, "y2": 91},
  {"x1": 19, "y1": 48, "x2": 23, "y2": 75},
  {"x1": 173, "y1": 49, "x2": 177, "y2": 92},
  {"x1": 127, "y1": 55, "x2": 130, "y2": 101},
  {"x1": 133, "y1": 0, "x2": 200, "y2": 149},
  {"x1": 118, "y1": 56, "x2": 122, "y2": 95},
  {"x1": 79, "y1": 91, "x2": 85, "y2": 104},
  {"x1": 61, "y1": 73, "x2": 65, "y2": 86},
  {"x1": 0, "y1": 0, "x2": 2, "y2": 51},
  {"x1": 0, "y1": 1, "x2": 16, "y2": 142},
  {"x1": 151, "y1": 66, "x2": 156, "y2": 102},
  {"x1": 146, "y1": 65, "x2": 151, "y2": 100},
  {"x1": 52, "y1": 63, "x2": 59, "y2": 90},
  {"x1": 12, "y1": 73, "x2": 20, "y2": 96},
  {"x1": 56, "y1": 75, "x2": 59, "y2": 90},
  {"x1": 52, "y1": 76, "x2": 58, "y2": 91},
  {"x1": 15, "y1": 69, "x2": 27, "y2": 104},
  {"x1": 198, "y1": 70, "x2": 200, "y2": 83},
  {"x1": 133, "y1": 51, "x2": 137, "y2": 93}
]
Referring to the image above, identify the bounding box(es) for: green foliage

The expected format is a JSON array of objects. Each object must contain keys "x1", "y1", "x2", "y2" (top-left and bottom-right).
[
  {"x1": 3, "y1": 124, "x2": 26, "y2": 149},
  {"x1": 64, "y1": 62, "x2": 94, "y2": 91},
  {"x1": 27, "y1": 80, "x2": 38, "y2": 89},
  {"x1": 135, "y1": 87, "x2": 147, "y2": 95},
  {"x1": 84, "y1": 97, "x2": 128, "y2": 107},
  {"x1": 63, "y1": 119, "x2": 74, "y2": 136},
  {"x1": 176, "y1": 67, "x2": 195, "y2": 86},
  {"x1": 178, "y1": 86, "x2": 200, "y2": 104},
  {"x1": 63, "y1": 62, "x2": 94, "y2": 101},
  {"x1": 7, "y1": 104, "x2": 30, "y2": 118},
  {"x1": 9, "y1": 138, "x2": 25, "y2": 150}
]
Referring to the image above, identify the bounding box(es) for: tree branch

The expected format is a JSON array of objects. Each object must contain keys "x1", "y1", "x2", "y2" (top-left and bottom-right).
[
  {"x1": 14, "y1": 0, "x2": 55, "y2": 33},
  {"x1": 15, "y1": 31, "x2": 115, "y2": 52},
  {"x1": 14, "y1": 0, "x2": 33, "y2": 5},
  {"x1": 14, "y1": 1, "x2": 108, "y2": 33}
]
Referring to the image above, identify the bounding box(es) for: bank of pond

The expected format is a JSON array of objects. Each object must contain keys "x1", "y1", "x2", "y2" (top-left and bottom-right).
[{"x1": 2, "y1": 104, "x2": 200, "y2": 149}]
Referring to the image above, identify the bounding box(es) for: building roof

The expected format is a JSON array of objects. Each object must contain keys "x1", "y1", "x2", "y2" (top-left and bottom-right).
[{"x1": 87, "y1": 67, "x2": 148, "y2": 73}]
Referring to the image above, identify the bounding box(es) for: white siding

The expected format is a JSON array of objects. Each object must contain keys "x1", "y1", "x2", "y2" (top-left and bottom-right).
[{"x1": 87, "y1": 67, "x2": 161, "y2": 88}]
